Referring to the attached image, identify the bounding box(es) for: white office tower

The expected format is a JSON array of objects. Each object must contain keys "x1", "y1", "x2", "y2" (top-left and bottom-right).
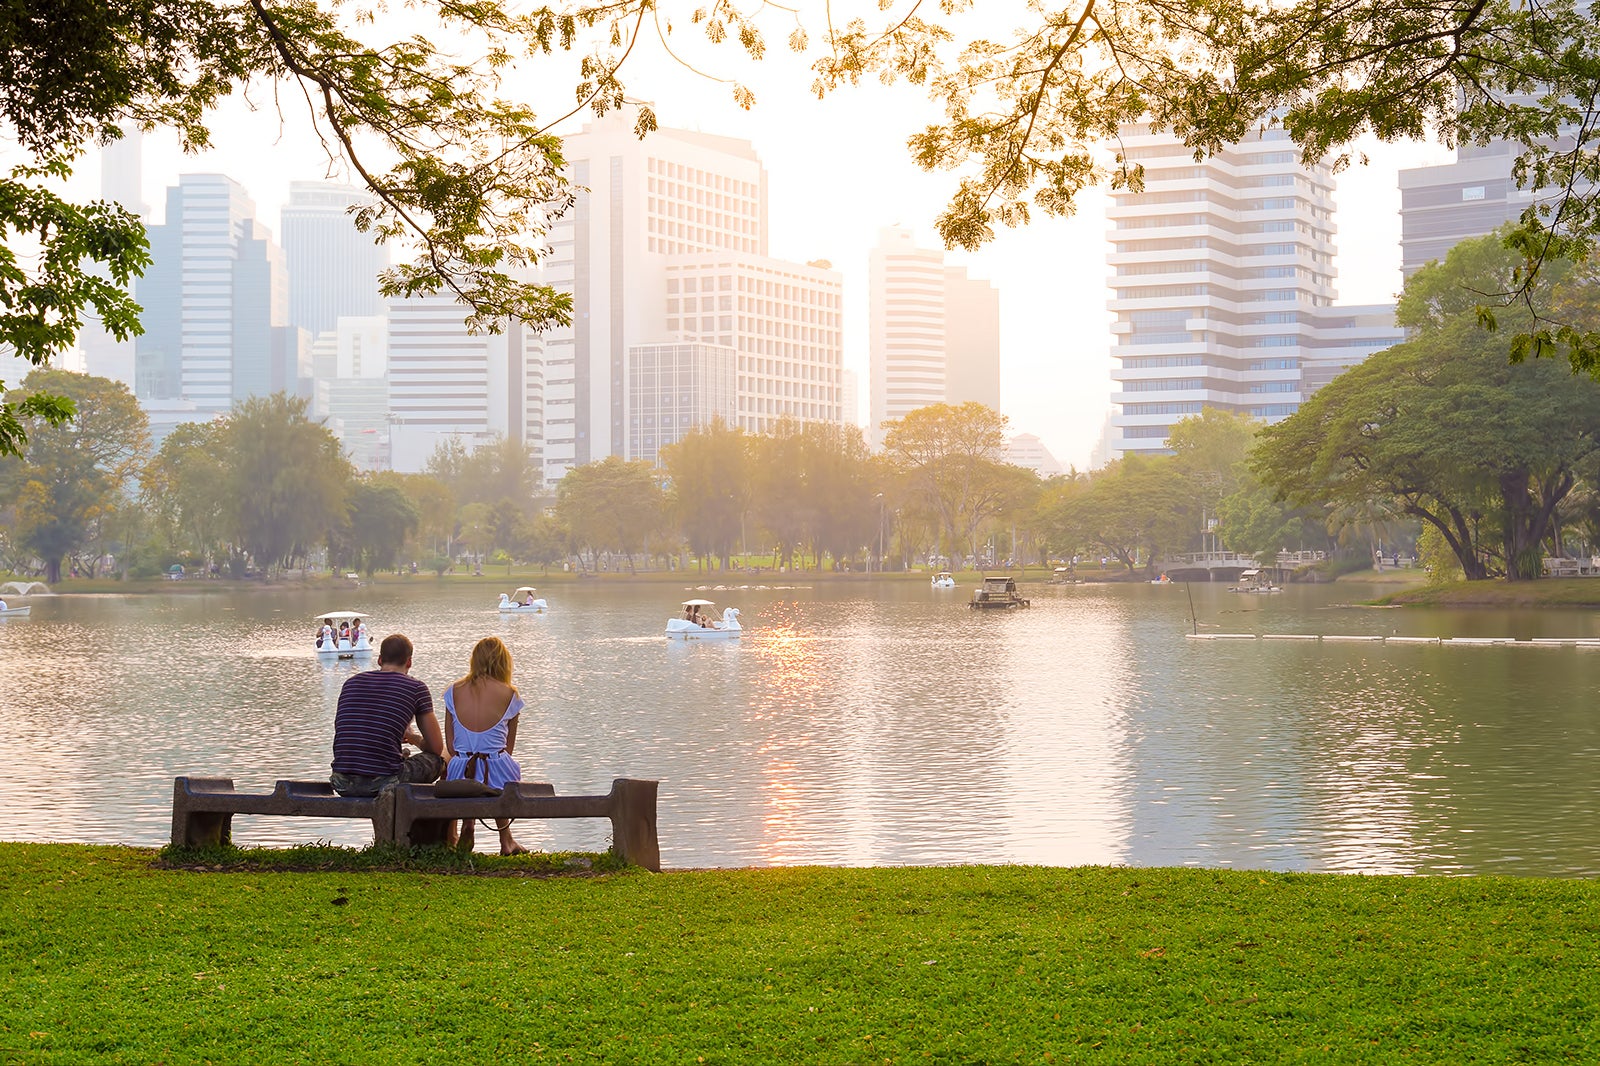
[
  {"x1": 385, "y1": 294, "x2": 540, "y2": 474},
  {"x1": 842, "y1": 368, "x2": 862, "y2": 430},
  {"x1": 868, "y1": 227, "x2": 1001, "y2": 445},
  {"x1": 627, "y1": 342, "x2": 737, "y2": 466},
  {"x1": 664, "y1": 255, "x2": 844, "y2": 436},
  {"x1": 281, "y1": 182, "x2": 388, "y2": 339},
  {"x1": 541, "y1": 115, "x2": 771, "y2": 484},
  {"x1": 1107, "y1": 127, "x2": 1339, "y2": 456},
  {"x1": 869, "y1": 228, "x2": 944, "y2": 442},
  {"x1": 944, "y1": 266, "x2": 1002, "y2": 411},
  {"x1": 1398, "y1": 139, "x2": 1581, "y2": 277},
  {"x1": 81, "y1": 131, "x2": 150, "y2": 386},
  {"x1": 135, "y1": 173, "x2": 287, "y2": 414},
  {"x1": 311, "y1": 316, "x2": 389, "y2": 471}
]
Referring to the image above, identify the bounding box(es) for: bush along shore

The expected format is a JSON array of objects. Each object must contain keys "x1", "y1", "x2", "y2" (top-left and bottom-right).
[{"x1": 5, "y1": 844, "x2": 1600, "y2": 1062}]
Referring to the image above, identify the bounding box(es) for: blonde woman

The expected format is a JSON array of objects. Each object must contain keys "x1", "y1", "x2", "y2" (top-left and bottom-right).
[{"x1": 442, "y1": 635, "x2": 527, "y2": 854}]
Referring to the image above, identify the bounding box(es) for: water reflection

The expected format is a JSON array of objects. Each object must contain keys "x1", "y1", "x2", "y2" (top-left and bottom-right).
[{"x1": 4, "y1": 581, "x2": 1600, "y2": 874}]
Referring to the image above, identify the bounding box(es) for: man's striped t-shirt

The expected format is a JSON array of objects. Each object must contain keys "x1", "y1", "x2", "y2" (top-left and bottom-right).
[{"x1": 331, "y1": 669, "x2": 434, "y2": 777}]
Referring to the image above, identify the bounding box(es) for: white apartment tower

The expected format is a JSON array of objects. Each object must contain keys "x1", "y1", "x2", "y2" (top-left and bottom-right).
[
  {"x1": 541, "y1": 115, "x2": 770, "y2": 483},
  {"x1": 385, "y1": 295, "x2": 542, "y2": 473},
  {"x1": 868, "y1": 227, "x2": 1000, "y2": 444},
  {"x1": 944, "y1": 266, "x2": 1002, "y2": 412},
  {"x1": 663, "y1": 255, "x2": 844, "y2": 435},
  {"x1": 1107, "y1": 127, "x2": 1339, "y2": 455}
]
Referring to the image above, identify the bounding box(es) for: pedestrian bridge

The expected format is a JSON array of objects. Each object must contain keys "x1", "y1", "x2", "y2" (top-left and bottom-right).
[{"x1": 1159, "y1": 551, "x2": 1326, "y2": 583}]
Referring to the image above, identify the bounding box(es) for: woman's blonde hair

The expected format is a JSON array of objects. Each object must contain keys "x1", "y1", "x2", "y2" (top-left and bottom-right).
[{"x1": 459, "y1": 635, "x2": 514, "y2": 687}]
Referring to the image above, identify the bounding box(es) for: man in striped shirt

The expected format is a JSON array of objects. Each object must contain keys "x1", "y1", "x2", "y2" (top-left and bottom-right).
[{"x1": 330, "y1": 633, "x2": 446, "y2": 796}]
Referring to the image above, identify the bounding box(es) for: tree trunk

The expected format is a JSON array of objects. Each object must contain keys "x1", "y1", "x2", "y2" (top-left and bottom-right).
[
  {"x1": 1408, "y1": 504, "x2": 1489, "y2": 580},
  {"x1": 1500, "y1": 468, "x2": 1573, "y2": 581}
]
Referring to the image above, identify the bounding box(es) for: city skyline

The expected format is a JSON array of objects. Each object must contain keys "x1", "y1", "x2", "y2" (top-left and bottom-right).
[{"x1": 67, "y1": 82, "x2": 1452, "y2": 469}]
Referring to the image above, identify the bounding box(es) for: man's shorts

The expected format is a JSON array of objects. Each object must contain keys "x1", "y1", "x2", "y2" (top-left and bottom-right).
[{"x1": 331, "y1": 752, "x2": 444, "y2": 797}]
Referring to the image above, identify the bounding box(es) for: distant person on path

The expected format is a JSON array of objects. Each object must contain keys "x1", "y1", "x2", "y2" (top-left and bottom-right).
[
  {"x1": 441, "y1": 635, "x2": 527, "y2": 855},
  {"x1": 330, "y1": 633, "x2": 446, "y2": 796}
]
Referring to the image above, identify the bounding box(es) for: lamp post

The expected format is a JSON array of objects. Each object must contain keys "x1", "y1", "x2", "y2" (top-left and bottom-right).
[{"x1": 875, "y1": 493, "x2": 885, "y2": 573}]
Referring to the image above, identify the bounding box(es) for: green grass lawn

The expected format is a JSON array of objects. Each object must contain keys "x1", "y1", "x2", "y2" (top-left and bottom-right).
[{"x1": 3, "y1": 845, "x2": 1598, "y2": 1063}]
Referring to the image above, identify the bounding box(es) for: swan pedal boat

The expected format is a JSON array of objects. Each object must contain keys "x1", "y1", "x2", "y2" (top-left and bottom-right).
[
  {"x1": 498, "y1": 588, "x2": 549, "y2": 613},
  {"x1": 931, "y1": 571, "x2": 956, "y2": 589},
  {"x1": 666, "y1": 600, "x2": 743, "y2": 640},
  {"x1": 315, "y1": 610, "x2": 374, "y2": 659}
]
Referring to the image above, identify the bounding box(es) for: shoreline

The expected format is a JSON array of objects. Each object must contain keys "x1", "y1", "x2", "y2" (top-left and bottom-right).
[{"x1": 18, "y1": 566, "x2": 1600, "y2": 608}]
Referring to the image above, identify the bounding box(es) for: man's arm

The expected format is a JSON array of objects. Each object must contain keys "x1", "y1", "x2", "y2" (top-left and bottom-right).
[{"x1": 415, "y1": 709, "x2": 446, "y2": 758}]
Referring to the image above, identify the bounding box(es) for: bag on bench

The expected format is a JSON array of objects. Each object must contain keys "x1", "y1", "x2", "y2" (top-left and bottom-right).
[{"x1": 435, "y1": 777, "x2": 501, "y2": 798}]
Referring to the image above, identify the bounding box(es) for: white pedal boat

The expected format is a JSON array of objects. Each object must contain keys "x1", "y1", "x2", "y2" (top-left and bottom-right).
[
  {"x1": 666, "y1": 599, "x2": 742, "y2": 640},
  {"x1": 315, "y1": 610, "x2": 373, "y2": 659},
  {"x1": 498, "y1": 587, "x2": 549, "y2": 612}
]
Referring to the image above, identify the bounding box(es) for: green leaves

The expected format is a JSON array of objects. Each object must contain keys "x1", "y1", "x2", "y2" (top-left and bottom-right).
[{"x1": 1255, "y1": 233, "x2": 1600, "y2": 579}]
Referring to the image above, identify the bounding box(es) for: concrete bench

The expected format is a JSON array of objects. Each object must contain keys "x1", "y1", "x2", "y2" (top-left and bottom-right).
[
  {"x1": 171, "y1": 777, "x2": 395, "y2": 848},
  {"x1": 170, "y1": 776, "x2": 661, "y2": 872},
  {"x1": 392, "y1": 778, "x2": 660, "y2": 872}
]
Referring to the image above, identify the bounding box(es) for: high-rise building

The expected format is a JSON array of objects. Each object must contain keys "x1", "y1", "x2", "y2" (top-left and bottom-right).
[
  {"x1": 842, "y1": 368, "x2": 862, "y2": 431},
  {"x1": 280, "y1": 181, "x2": 388, "y2": 339},
  {"x1": 1107, "y1": 127, "x2": 1342, "y2": 456},
  {"x1": 627, "y1": 342, "x2": 737, "y2": 466},
  {"x1": 543, "y1": 114, "x2": 808, "y2": 484},
  {"x1": 80, "y1": 130, "x2": 150, "y2": 386},
  {"x1": 1397, "y1": 136, "x2": 1583, "y2": 278},
  {"x1": 134, "y1": 174, "x2": 286, "y2": 414},
  {"x1": 1300, "y1": 304, "x2": 1406, "y2": 394},
  {"x1": 311, "y1": 316, "x2": 389, "y2": 471},
  {"x1": 944, "y1": 265, "x2": 1001, "y2": 411},
  {"x1": 663, "y1": 255, "x2": 843, "y2": 435},
  {"x1": 385, "y1": 294, "x2": 541, "y2": 474},
  {"x1": 869, "y1": 227, "x2": 944, "y2": 440},
  {"x1": 868, "y1": 227, "x2": 1000, "y2": 443}
]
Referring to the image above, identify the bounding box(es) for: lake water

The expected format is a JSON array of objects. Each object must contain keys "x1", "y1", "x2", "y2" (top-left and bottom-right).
[{"x1": 4, "y1": 577, "x2": 1600, "y2": 875}]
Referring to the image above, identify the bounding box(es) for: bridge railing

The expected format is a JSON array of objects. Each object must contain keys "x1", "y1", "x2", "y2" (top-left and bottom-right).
[{"x1": 1165, "y1": 551, "x2": 1326, "y2": 568}]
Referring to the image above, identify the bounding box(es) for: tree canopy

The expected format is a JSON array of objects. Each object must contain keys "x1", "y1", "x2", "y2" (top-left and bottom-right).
[
  {"x1": 0, "y1": 370, "x2": 149, "y2": 582},
  {"x1": 0, "y1": 0, "x2": 616, "y2": 452},
  {"x1": 1252, "y1": 234, "x2": 1600, "y2": 580},
  {"x1": 9, "y1": 0, "x2": 1600, "y2": 459}
]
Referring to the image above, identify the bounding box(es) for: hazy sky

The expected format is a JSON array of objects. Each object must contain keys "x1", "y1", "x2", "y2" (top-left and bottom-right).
[{"x1": 74, "y1": 12, "x2": 1457, "y2": 469}]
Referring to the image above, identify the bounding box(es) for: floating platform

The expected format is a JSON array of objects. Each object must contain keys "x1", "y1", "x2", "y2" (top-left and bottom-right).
[{"x1": 1188, "y1": 633, "x2": 1600, "y2": 646}]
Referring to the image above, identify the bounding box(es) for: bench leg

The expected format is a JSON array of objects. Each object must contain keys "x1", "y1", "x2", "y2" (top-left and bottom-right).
[
  {"x1": 179, "y1": 810, "x2": 232, "y2": 848},
  {"x1": 609, "y1": 778, "x2": 660, "y2": 872},
  {"x1": 371, "y1": 787, "x2": 398, "y2": 845}
]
